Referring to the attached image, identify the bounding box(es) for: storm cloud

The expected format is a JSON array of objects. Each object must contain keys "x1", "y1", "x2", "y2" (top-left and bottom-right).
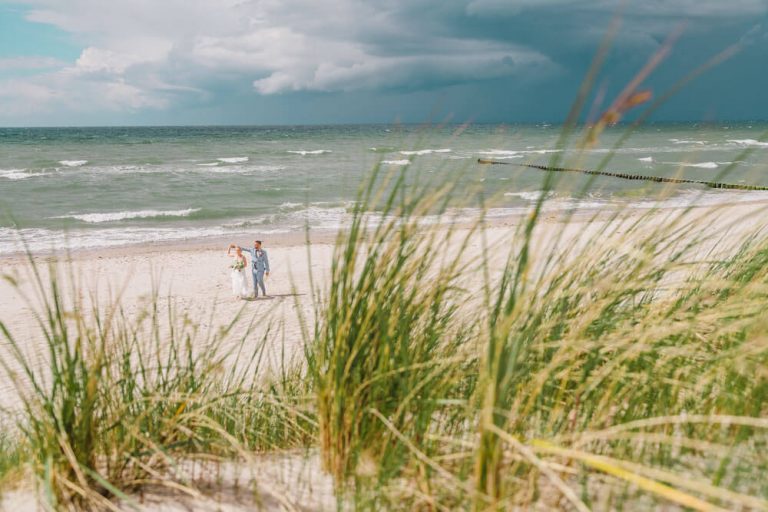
[{"x1": 1, "y1": 0, "x2": 767, "y2": 125}]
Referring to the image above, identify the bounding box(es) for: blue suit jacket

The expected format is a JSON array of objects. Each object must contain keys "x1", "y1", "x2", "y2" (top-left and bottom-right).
[{"x1": 239, "y1": 247, "x2": 270, "y2": 273}]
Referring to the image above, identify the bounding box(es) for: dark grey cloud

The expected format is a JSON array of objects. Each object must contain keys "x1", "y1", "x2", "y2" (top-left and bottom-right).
[{"x1": 1, "y1": 0, "x2": 767, "y2": 124}]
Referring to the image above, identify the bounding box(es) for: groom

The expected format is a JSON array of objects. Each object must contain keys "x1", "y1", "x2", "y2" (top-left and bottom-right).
[{"x1": 230, "y1": 240, "x2": 270, "y2": 297}]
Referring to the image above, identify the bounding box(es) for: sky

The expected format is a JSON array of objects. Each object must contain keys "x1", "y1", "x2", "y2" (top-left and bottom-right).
[{"x1": 0, "y1": 0, "x2": 767, "y2": 127}]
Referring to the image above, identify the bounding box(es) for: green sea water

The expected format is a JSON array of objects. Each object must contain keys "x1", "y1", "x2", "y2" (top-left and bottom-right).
[{"x1": 1, "y1": 123, "x2": 768, "y2": 254}]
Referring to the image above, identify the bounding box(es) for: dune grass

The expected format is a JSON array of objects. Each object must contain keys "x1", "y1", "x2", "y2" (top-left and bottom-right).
[
  {"x1": 302, "y1": 166, "x2": 768, "y2": 510},
  {"x1": 306, "y1": 167, "x2": 480, "y2": 504},
  {"x1": 1, "y1": 158, "x2": 768, "y2": 511},
  {"x1": 0, "y1": 257, "x2": 313, "y2": 509},
  {"x1": 0, "y1": 429, "x2": 24, "y2": 495},
  {"x1": 242, "y1": 127, "x2": 766, "y2": 512},
  {"x1": 470, "y1": 214, "x2": 768, "y2": 510}
]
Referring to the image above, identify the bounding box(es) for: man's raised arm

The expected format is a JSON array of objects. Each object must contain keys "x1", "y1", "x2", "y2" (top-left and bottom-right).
[{"x1": 229, "y1": 243, "x2": 250, "y2": 254}]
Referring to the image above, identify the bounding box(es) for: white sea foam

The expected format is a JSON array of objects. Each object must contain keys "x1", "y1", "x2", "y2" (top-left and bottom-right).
[
  {"x1": 223, "y1": 223, "x2": 291, "y2": 234},
  {"x1": 638, "y1": 156, "x2": 654, "y2": 162},
  {"x1": 727, "y1": 139, "x2": 768, "y2": 147},
  {"x1": 17, "y1": 187, "x2": 762, "y2": 257},
  {"x1": 224, "y1": 219, "x2": 274, "y2": 229},
  {"x1": 678, "y1": 162, "x2": 719, "y2": 169},
  {"x1": 217, "y1": 157, "x2": 249, "y2": 163},
  {"x1": 382, "y1": 159, "x2": 410, "y2": 166},
  {"x1": 479, "y1": 149, "x2": 518, "y2": 156},
  {"x1": 281, "y1": 203, "x2": 364, "y2": 230},
  {"x1": 286, "y1": 206, "x2": 349, "y2": 230},
  {"x1": 478, "y1": 150, "x2": 522, "y2": 159},
  {"x1": 504, "y1": 191, "x2": 555, "y2": 201},
  {"x1": 53, "y1": 164, "x2": 154, "y2": 175},
  {"x1": 54, "y1": 208, "x2": 200, "y2": 223},
  {"x1": 228, "y1": 203, "x2": 354, "y2": 231},
  {"x1": 204, "y1": 165, "x2": 284, "y2": 174},
  {"x1": 197, "y1": 162, "x2": 220, "y2": 167},
  {"x1": 519, "y1": 149, "x2": 561, "y2": 154},
  {"x1": 59, "y1": 160, "x2": 88, "y2": 167},
  {"x1": 0, "y1": 226, "x2": 229, "y2": 255},
  {"x1": 399, "y1": 148, "x2": 452, "y2": 156},
  {"x1": 287, "y1": 150, "x2": 332, "y2": 155},
  {"x1": 0, "y1": 169, "x2": 37, "y2": 180},
  {"x1": 96, "y1": 165, "x2": 159, "y2": 175},
  {"x1": 669, "y1": 139, "x2": 707, "y2": 145},
  {"x1": 480, "y1": 148, "x2": 560, "y2": 157}
]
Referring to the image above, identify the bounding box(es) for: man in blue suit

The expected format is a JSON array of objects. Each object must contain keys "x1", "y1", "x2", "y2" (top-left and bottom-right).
[{"x1": 230, "y1": 240, "x2": 270, "y2": 297}]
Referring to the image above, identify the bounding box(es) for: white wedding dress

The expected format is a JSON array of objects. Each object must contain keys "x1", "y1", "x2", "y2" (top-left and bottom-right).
[{"x1": 230, "y1": 258, "x2": 250, "y2": 298}]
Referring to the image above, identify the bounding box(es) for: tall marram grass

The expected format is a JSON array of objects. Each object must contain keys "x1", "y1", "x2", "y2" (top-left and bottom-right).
[
  {"x1": 2, "y1": 163, "x2": 768, "y2": 510},
  {"x1": 0, "y1": 256, "x2": 313, "y2": 510},
  {"x1": 307, "y1": 167, "x2": 479, "y2": 502},
  {"x1": 469, "y1": 204, "x2": 768, "y2": 510},
  {"x1": 305, "y1": 161, "x2": 768, "y2": 510}
]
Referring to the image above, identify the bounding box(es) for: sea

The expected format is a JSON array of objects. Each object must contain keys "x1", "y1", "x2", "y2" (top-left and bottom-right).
[{"x1": 1, "y1": 123, "x2": 768, "y2": 255}]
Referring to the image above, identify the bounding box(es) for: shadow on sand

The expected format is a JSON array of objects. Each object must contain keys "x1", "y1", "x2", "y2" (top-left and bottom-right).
[{"x1": 241, "y1": 293, "x2": 306, "y2": 302}]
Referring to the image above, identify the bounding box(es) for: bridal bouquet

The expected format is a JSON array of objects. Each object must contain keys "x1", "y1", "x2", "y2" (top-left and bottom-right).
[{"x1": 231, "y1": 259, "x2": 245, "y2": 270}]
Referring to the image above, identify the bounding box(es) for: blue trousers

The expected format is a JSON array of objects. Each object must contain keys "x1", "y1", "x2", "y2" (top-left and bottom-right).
[{"x1": 252, "y1": 270, "x2": 266, "y2": 297}]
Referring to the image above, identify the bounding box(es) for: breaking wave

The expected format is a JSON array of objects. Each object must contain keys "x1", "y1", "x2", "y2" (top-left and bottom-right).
[
  {"x1": 59, "y1": 160, "x2": 88, "y2": 167},
  {"x1": 287, "y1": 150, "x2": 332, "y2": 155},
  {"x1": 399, "y1": 148, "x2": 452, "y2": 156},
  {"x1": 0, "y1": 169, "x2": 38, "y2": 180},
  {"x1": 217, "y1": 157, "x2": 249, "y2": 163},
  {"x1": 53, "y1": 208, "x2": 200, "y2": 223},
  {"x1": 728, "y1": 139, "x2": 768, "y2": 147}
]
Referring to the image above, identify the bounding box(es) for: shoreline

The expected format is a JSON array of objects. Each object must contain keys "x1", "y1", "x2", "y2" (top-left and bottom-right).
[
  {"x1": 0, "y1": 227, "x2": 338, "y2": 264},
  {"x1": 5, "y1": 194, "x2": 768, "y2": 263}
]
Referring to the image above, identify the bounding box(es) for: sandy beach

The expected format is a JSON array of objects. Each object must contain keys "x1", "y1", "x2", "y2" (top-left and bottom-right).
[
  {"x1": 0, "y1": 232, "x2": 335, "y2": 403},
  {"x1": 2, "y1": 199, "x2": 768, "y2": 510},
  {"x1": 2, "y1": 198, "x2": 766, "y2": 376},
  {"x1": 3, "y1": 199, "x2": 768, "y2": 378}
]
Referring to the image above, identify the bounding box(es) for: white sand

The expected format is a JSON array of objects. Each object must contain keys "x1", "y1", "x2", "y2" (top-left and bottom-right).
[
  {"x1": 2, "y1": 199, "x2": 768, "y2": 509},
  {"x1": 2, "y1": 201, "x2": 767, "y2": 401}
]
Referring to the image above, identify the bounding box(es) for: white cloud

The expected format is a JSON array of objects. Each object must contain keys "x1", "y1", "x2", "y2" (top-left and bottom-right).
[
  {"x1": 0, "y1": 80, "x2": 57, "y2": 113},
  {"x1": 0, "y1": 56, "x2": 66, "y2": 71},
  {"x1": 102, "y1": 80, "x2": 168, "y2": 109},
  {"x1": 74, "y1": 45, "x2": 169, "y2": 75},
  {"x1": 0, "y1": 0, "x2": 557, "y2": 116},
  {"x1": 1, "y1": 0, "x2": 765, "y2": 119}
]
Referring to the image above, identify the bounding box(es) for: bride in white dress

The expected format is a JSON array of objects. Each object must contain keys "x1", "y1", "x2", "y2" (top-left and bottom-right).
[{"x1": 227, "y1": 245, "x2": 250, "y2": 299}]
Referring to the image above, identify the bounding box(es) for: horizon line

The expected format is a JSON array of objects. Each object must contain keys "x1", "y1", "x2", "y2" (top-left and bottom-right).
[{"x1": 1, "y1": 120, "x2": 766, "y2": 130}]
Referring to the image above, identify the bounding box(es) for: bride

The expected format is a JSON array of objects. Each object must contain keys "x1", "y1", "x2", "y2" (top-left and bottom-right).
[{"x1": 227, "y1": 245, "x2": 250, "y2": 299}]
